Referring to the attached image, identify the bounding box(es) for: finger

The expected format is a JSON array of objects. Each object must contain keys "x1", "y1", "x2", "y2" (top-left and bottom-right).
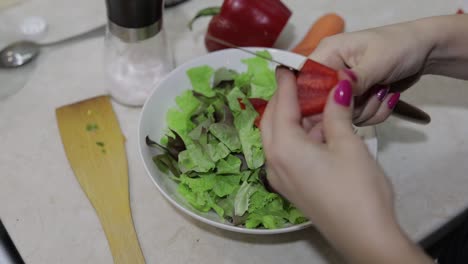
[
  {"x1": 260, "y1": 82, "x2": 279, "y2": 147},
  {"x1": 352, "y1": 96, "x2": 367, "y2": 119},
  {"x1": 264, "y1": 164, "x2": 280, "y2": 193},
  {"x1": 272, "y1": 66, "x2": 303, "y2": 133},
  {"x1": 308, "y1": 52, "x2": 347, "y2": 70},
  {"x1": 302, "y1": 114, "x2": 323, "y2": 132},
  {"x1": 357, "y1": 92, "x2": 400, "y2": 126},
  {"x1": 322, "y1": 79, "x2": 355, "y2": 144},
  {"x1": 340, "y1": 56, "x2": 386, "y2": 96},
  {"x1": 389, "y1": 74, "x2": 421, "y2": 93},
  {"x1": 306, "y1": 122, "x2": 325, "y2": 143},
  {"x1": 353, "y1": 85, "x2": 390, "y2": 124}
]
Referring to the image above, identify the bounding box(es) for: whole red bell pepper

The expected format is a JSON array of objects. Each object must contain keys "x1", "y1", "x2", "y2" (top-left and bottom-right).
[{"x1": 188, "y1": 0, "x2": 292, "y2": 52}]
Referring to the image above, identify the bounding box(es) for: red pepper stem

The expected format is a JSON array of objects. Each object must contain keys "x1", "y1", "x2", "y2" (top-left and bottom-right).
[{"x1": 188, "y1": 7, "x2": 221, "y2": 31}]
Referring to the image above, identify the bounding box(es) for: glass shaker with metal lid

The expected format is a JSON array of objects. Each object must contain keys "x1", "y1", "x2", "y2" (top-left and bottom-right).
[{"x1": 104, "y1": 0, "x2": 173, "y2": 106}]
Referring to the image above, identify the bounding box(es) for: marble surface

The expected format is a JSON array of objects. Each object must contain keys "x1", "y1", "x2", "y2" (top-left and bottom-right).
[{"x1": 1, "y1": 0, "x2": 468, "y2": 263}]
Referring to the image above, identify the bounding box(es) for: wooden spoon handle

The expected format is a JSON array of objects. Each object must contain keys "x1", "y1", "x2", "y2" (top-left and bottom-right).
[{"x1": 96, "y1": 205, "x2": 145, "y2": 264}]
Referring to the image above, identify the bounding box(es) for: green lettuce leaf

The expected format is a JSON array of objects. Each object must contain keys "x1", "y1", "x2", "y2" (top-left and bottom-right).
[
  {"x1": 234, "y1": 181, "x2": 258, "y2": 216},
  {"x1": 188, "y1": 119, "x2": 211, "y2": 141},
  {"x1": 178, "y1": 183, "x2": 210, "y2": 211},
  {"x1": 234, "y1": 100, "x2": 264, "y2": 169},
  {"x1": 209, "y1": 123, "x2": 241, "y2": 152},
  {"x1": 178, "y1": 143, "x2": 215, "y2": 173},
  {"x1": 226, "y1": 87, "x2": 246, "y2": 113},
  {"x1": 248, "y1": 186, "x2": 279, "y2": 213},
  {"x1": 245, "y1": 214, "x2": 287, "y2": 229},
  {"x1": 241, "y1": 51, "x2": 270, "y2": 76},
  {"x1": 166, "y1": 88, "x2": 206, "y2": 145},
  {"x1": 217, "y1": 187, "x2": 239, "y2": 218},
  {"x1": 288, "y1": 208, "x2": 308, "y2": 224},
  {"x1": 166, "y1": 108, "x2": 195, "y2": 144},
  {"x1": 187, "y1": 65, "x2": 215, "y2": 97},
  {"x1": 176, "y1": 89, "x2": 201, "y2": 115},
  {"x1": 245, "y1": 197, "x2": 289, "y2": 229},
  {"x1": 240, "y1": 51, "x2": 276, "y2": 100},
  {"x1": 250, "y1": 80, "x2": 276, "y2": 100},
  {"x1": 213, "y1": 174, "x2": 242, "y2": 197},
  {"x1": 234, "y1": 72, "x2": 251, "y2": 93},
  {"x1": 240, "y1": 170, "x2": 252, "y2": 182},
  {"x1": 152, "y1": 153, "x2": 181, "y2": 177},
  {"x1": 216, "y1": 155, "x2": 241, "y2": 175},
  {"x1": 180, "y1": 173, "x2": 216, "y2": 192},
  {"x1": 213, "y1": 67, "x2": 238, "y2": 87},
  {"x1": 178, "y1": 182, "x2": 224, "y2": 217},
  {"x1": 205, "y1": 141, "x2": 230, "y2": 162}
]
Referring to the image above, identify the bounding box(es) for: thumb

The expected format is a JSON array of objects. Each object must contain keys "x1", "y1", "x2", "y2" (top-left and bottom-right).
[{"x1": 322, "y1": 79, "x2": 355, "y2": 143}]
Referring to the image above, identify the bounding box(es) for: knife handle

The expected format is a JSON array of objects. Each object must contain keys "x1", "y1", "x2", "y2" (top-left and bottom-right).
[{"x1": 392, "y1": 100, "x2": 431, "y2": 125}]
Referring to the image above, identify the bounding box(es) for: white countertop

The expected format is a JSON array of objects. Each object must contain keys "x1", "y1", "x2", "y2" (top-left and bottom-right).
[{"x1": 1, "y1": 0, "x2": 468, "y2": 263}]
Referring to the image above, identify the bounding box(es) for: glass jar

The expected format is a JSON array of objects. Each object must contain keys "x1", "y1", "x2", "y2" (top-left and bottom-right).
[{"x1": 103, "y1": 0, "x2": 172, "y2": 106}]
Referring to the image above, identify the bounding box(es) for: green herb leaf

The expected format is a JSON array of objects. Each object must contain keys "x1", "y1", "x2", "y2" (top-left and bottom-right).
[{"x1": 86, "y1": 123, "x2": 99, "y2": 132}]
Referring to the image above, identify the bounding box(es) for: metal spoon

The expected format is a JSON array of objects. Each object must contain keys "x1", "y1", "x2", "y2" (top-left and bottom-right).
[{"x1": 0, "y1": 25, "x2": 105, "y2": 68}]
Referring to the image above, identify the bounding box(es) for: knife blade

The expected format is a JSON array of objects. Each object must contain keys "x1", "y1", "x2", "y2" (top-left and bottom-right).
[
  {"x1": 206, "y1": 34, "x2": 431, "y2": 125},
  {"x1": 207, "y1": 35, "x2": 301, "y2": 70}
]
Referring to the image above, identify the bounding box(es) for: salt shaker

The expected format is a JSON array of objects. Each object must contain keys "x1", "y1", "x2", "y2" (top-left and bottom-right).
[{"x1": 104, "y1": 0, "x2": 173, "y2": 106}]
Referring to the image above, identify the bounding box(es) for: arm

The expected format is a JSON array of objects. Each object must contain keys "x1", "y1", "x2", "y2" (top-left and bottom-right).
[
  {"x1": 262, "y1": 68, "x2": 432, "y2": 263},
  {"x1": 303, "y1": 14, "x2": 468, "y2": 127},
  {"x1": 422, "y1": 14, "x2": 468, "y2": 79},
  {"x1": 317, "y1": 209, "x2": 431, "y2": 264}
]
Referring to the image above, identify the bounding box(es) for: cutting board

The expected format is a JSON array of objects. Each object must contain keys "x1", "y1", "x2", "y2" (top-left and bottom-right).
[{"x1": 56, "y1": 95, "x2": 145, "y2": 264}]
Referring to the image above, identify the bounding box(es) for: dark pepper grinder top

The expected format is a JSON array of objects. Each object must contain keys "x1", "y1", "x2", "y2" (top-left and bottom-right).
[{"x1": 105, "y1": 0, "x2": 164, "y2": 42}]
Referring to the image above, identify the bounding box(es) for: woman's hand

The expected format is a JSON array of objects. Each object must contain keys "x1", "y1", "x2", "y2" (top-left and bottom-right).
[
  {"x1": 261, "y1": 67, "x2": 432, "y2": 263},
  {"x1": 308, "y1": 14, "x2": 468, "y2": 126},
  {"x1": 307, "y1": 19, "x2": 435, "y2": 126}
]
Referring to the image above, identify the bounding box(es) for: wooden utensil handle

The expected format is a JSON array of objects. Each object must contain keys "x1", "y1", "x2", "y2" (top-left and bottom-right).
[{"x1": 96, "y1": 207, "x2": 145, "y2": 264}]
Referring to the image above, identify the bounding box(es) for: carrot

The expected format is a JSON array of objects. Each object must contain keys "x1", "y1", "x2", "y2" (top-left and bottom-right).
[{"x1": 291, "y1": 13, "x2": 345, "y2": 56}]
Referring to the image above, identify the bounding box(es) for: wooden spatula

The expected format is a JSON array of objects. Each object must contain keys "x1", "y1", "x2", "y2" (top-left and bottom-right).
[{"x1": 56, "y1": 95, "x2": 145, "y2": 264}]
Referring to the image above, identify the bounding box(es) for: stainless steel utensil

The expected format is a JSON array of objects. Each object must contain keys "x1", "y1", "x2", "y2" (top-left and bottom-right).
[{"x1": 0, "y1": 25, "x2": 105, "y2": 68}]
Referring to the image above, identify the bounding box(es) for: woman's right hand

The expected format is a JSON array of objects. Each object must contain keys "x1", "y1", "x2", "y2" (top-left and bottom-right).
[{"x1": 307, "y1": 16, "x2": 441, "y2": 126}]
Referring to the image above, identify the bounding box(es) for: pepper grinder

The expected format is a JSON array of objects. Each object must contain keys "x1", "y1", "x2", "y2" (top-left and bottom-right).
[{"x1": 104, "y1": 0, "x2": 173, "y2": 106}]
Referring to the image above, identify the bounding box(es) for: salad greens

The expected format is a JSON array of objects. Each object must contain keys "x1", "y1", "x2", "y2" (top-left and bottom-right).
[{"x1": 146, "y1": 51, "x2": 307, "y2": 229}]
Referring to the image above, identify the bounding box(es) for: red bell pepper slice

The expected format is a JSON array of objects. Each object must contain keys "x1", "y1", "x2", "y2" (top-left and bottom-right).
[{"x1": 245, "y1": 60, "x2": 339, "y2": 127}]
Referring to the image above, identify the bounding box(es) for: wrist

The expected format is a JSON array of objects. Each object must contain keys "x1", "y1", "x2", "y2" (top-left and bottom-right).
[
  {"x1": 415, "y1": 15, "x2": 468, "y2": 76},
  {"x1": 315, "y1": 211, "x2": 431, "y2": 263}
]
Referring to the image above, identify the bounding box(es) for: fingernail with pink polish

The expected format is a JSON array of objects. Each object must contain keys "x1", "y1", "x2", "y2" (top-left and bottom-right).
[
  {"x1": 343, "y1": 69, "x2": 358, "y2": 82},
  {"x1": 387, "y1": 93, "x2": 400, "y2": 109},
  {"x1": 334, "y1": 80, "x2": 352, "y2": 107},
  {"x1": 375, "y1": 85, "x2": 389, "y2": 101}
]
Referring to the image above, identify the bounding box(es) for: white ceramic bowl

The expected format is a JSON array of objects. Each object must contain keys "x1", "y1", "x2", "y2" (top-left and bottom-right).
[{"x1": 138, "y1": 48, "x2": 378, "y2": 234}]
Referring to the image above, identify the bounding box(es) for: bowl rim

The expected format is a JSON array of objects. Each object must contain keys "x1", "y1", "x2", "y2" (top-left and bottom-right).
[{"x1": 138, "y1": 47, "x2": 377, "y2": 234}]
